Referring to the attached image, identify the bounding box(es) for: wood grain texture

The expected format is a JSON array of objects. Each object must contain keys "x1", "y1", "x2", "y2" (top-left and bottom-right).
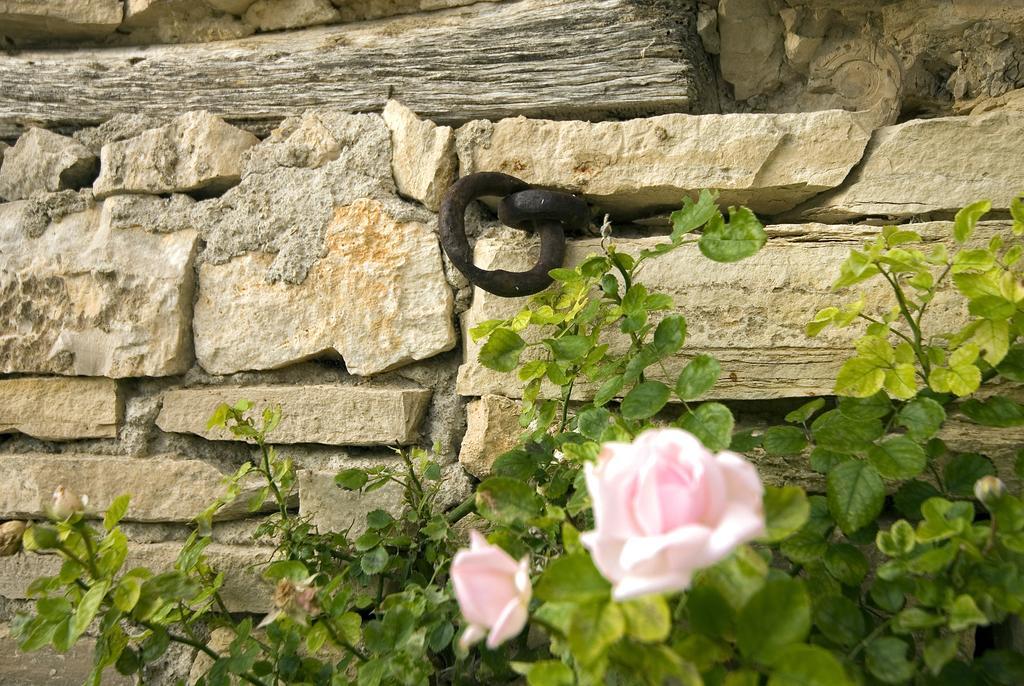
[{"x1": 0, "y1": 0, "x2": 710, "y2": 140}]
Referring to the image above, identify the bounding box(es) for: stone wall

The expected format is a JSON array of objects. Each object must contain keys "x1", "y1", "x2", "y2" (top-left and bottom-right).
[{"x1": 2, "y1": 0, "x2": 1024, "y2": 683}]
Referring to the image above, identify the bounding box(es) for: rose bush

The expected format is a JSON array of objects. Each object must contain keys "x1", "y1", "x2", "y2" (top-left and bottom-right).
[{"x1": 11, "y1": 193, "x2": 1024, "y2": 686}]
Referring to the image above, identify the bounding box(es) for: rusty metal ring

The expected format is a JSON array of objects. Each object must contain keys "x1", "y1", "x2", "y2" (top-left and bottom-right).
[
  {"x1": 497, "y1": 188, "x2": 590, "y2": 233},
  {"x1": 439, "y1": 172, "x2": 574, "y2": 297}
]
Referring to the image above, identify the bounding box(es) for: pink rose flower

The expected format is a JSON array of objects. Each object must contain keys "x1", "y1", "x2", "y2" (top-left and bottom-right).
[
  {"x1": 581, "y1": 428, "x2": 765, "y2": 600},
  {"x1": 451, "y1": 530, "x2": 531, "y2": 649}
]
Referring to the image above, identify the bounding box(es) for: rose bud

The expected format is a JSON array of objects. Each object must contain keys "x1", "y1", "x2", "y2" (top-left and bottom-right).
[
  {"x1": 0, "y1": 521, "x2": 27, "y2": 557},
  {"x1": 451, "y1": 531, "x2": 531, "y2": 650},
  {"x1": 50, "y1": 486, "x2": 89, "y2": 520},
  {"x1": 974, "y1": 475, "x2": 1007, "y2": 507},
  {"x1": 581, "y1": 428, "x2": 765, "y2": 600}
]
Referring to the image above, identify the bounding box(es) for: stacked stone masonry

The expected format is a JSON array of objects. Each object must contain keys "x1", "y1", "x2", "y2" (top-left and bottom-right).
[{"x1": 2, "y1": 1, "x2": 1024, "y2": 683}]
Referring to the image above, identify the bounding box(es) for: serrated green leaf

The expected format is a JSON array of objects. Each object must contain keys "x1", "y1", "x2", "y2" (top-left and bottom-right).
[
  {"x1": 621, "y1": 380, "x2": 671, "y2": 420},
  {"x1": 954, "y1": 199, "x2": 992, "y2": 242},
  {"x1": 737, "y1": 578, "x2": 811, "y2": 665},
  {"x1": 678, "y1": 402, "x2": 734, "y2": 451},
  {"x1": 698, "y1": 207, "x2": 767, "y2": 263},
  {"x1": 670, "y1": 189, "x2": 720, "y2": 240},
  {"x1": 827, "y1": 460, "x2": 885, "y2": 534},
  {"x1": 675, "y1": 354, "x2": 721, "y2": 400},
  {"x1": 869, "y1": 437, "x2": 927, "y2": 480},
  {"x1": 478, "y1": 328, "x2": 526, "y2": 372},
  {"x1": 762, "y1": 485, "x2": 810, "y2": 543}
]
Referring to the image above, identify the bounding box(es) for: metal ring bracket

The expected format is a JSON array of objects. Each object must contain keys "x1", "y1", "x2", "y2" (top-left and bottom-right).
[{"x1": 439, "y1": 172, "x2": 585, "y2": 297}]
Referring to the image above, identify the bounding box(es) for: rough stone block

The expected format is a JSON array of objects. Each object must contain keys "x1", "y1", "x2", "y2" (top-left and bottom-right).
[
  {"x1": 243, "y1": 0, "x2": 339, "y2": 31},
  {"x1": 194, "y1": 198, "x2": 455, "y2": 376},
  {"x1": 0, "y1": 543, "x2": 275, "y2": 612},
  {"x1": 0, "y1": 0, "x2": 122, "y2": 43},
  {"x1": 458, "y1": 395, "x2": 522, "y2": 479},
  {"x1": 94, "y1": 111, "x2": 259, "y2": 198},
  {"x1": 0, "y1": 128, "x2": 97, "y2": 201},
  {"x1": 455, "y1": 110, "x2": 872, "y2": 218},
  {"x1": 0, "y1": 453, "x2": 272, "y2": 522},
  {"x1": 0, "y1": 628, "x2": 133, "y2": 686},
  {"x1": 801, "y1": 111, "x2": 1024, "y2": 221},
  {"x1": 157, "y1": 384, "x2": 431, "y2": 445},
  {"x1": 298, "y1": 469, "x2": 404, "y2": 538},
  {"x1": 0, "y1": 203, "x2": 198, "y2": 377},
  {"x1": 0, "y1": 377, "x2": 120, "y2": 441},
  {"x1": 383, "y1": 100, "x2": 457, "y2": 211},
  {"x1": 457, "y1": 222, "x2": 997, "y2": 401}
]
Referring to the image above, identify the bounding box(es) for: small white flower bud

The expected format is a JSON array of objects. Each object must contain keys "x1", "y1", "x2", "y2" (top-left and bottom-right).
[
  {"x1": 974, "y1": 475, "x2": 1007, "y2": 506},
  {"x1": 51, "y1": 485, "x2": 88, "y2": 520}
]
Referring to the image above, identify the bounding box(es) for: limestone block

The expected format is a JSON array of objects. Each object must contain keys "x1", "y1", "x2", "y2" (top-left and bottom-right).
[
  {"x1": 298, "y1": 470, "x2": 404, "y2": 538},
  {"x1": 94, "y1": 111, "x2": 259, "y2": 198},
  {"x1": 120, "y1": 0, "x2": 253, "y2": 44},
  {"x1": 718, "y1": 0, "x2": 784, "y2": 100},
  {"x1": 0, "y1": 203, "x2": 198, "y2": 377},
  {"x1": 331, "y1": 0, "x2": 482, "y2": 22},
  {"x1": 383, "y1": 100, "x2": 457, "y2": 211},
  {"x1": 0, "y1": 0, "x2": 122, "y2": 43},
  {"x1": 0, "y1": 377, "x2": 120, "y2": 441},
  {"x1": 0, "y1": 542, "x2": 275, "y2": 612},
  {"x1": 0, "y1": 453, "x2": 273, "y2": 522},
  {"x1": 157, "y1": 385, "x2": 431, "y2": 445},
  {"x1": 0, "y1": 128, "x2": 97, "y2": 201},
  {"x1": 208, "y1": 0, "x2": 258, "y2": 13},
  {"x1": 801, "y1": 111, "x2": 1024, "y2": 221},
  {"x1": 456, "y1": 110, "x2": 872, "y2": 218},
  {"x1": 194, "y1": 198, "x2": 455, "y2": 376},
  {"x1": 456, "y1": 222, "x2": 1000, "y2": 401},
  {"x1": 0, "y1": 629, "x2": 133, "y2": 686},
  {"x1": 458, "y1": 395, "x2": 522, "y2": 479},
  {"x1": 243, "y1": 0, "x2": 339, "y2": 31}
]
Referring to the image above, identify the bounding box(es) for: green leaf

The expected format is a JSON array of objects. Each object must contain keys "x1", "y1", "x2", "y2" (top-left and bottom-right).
[
  {"x1": 620, "y1": 595, "x2": 671, "y2": 642},
  {"x1": 824, "y1": 543, "x2": 869, "y2": 586},
  {"x1": 677, "y1": 402, "x2": 734, "y2": 451},
  {"x1": 569, "y1": 601, "x2": 625, "y2": 666},
  {"x1": 767, "y1": 644, "x2": 852, "y2": 686},
  {"x1": 827, "y1": 460, "x2": 885, "y2": 534},
  {"x1": 476, "y1": 477, "x2": 544, "y2": 525},
  {"x1": 72, "y1": 581, "x2": 109, "y2": 642},
  {"x1": 762, "y1": 426, "x2": 807, "y2": 456},
  {"x1": 893, "y1": 479, "x2": 942, "y2": 519},
  {"x1": 365, "y1": 509, "x2": 394, "y2": 530},
  {"x1": 675, "y1": 354, "x2": 721, "y2": 400},
  {"x1": 896, "y1": 398, "x2": 946, "y2": 441},
  {"x1": 103, "y1": 495, "x2": 130, "y2": 531},
  {"x1": 813, "y1": 595, "x2": 865, "y2": 648},
  {"x1": 943, "y1": 453, "x2": 996, "y2": 497},
  {"x1": 959, "y1": 395, "x2": 1024, "y2": 427},
  {"x1": 652, "y1": 315, "x2": 686, "y2": 356},
  {"x1": 263, "y1": 560, "x2": 309, "y2": 582},
  {"x1": 838, "y1": 391, "x2": 893, "y2": 421},
  {"x1": 698, "y1": 206, "x2": 767, "y2": 263},
  {"x1": 868, "y1": 437, "x2": 927, "y2": 480},
  {"x1": 535, "y1": 554, "x2": 611, "y2": 603},
  {"x1": 685, "y1": 585, "x2": 736, "y2": 638},
  {"x1": 360, "y1": 547, "x2": 389, "y2": 575},
  {"x1": 923, "y1": 635, "x2": 958, "y2": 676},
  {"x1": 761, "y1": 485, "x2": 810, "y2": 543},
  {"x1": 333, "y1": 470, "x2": 366, "y2": 491},
  {"x1": 512, "y1": 661, "x2": 574, "y2": 686},
  {"x1": 876, "y1": 520, "x2": 915, "y2": 557},
  {"x1": 811, "y1": 409, "x2": 884, "y2": 454},
  {"x1": 478, "y1": 328, "x2": 526, "y2": 372},
  {"x1": 621, "y1": 381, "x2": 671, "y2": 420},
  {"x1": 997, "y1": 344, "x2": 1024, "y2": 381},
  {"x1": 594, "y1": 375, "x2": 624, "y2": 406},
  {"x1": 806, "y1": 307, "x2": 838, "y2": 337},
  {"x1": 700, "y1": 545, "x2": 768, "y2": 611},
  {"x1": 948, "y1": 594, "x2": 989, "y2": 631},
  {"x1": 954, "y1": 199, "x2": 991, "y2": 242},
  {"x1": 112, "y1": 577, "x2": 142, "y2": 613},
  {"x1": 833, "y1": 250, "x2": 880, "y2": 290},
  {"x1": 737, "y1": 578, "x2": 811, "y2": 665},
  {"x1": 835, "y1": 357, "x2": 885, "y2": 397},
  {"x1": 866, "y1": 637, "x2": 915, "y2": 684},
  {"x1": 670, "y1": 189, "x2": 719, "y2": 240},
  {"x1": 785, "y1": 398, "x2": 826, "y2": 424},
  {"x1": 962, "y1": 318, "x2": 1010, "y2": 366},
  {"x1": 546, "y1": 335, "x2": 591, "y2": 361}
]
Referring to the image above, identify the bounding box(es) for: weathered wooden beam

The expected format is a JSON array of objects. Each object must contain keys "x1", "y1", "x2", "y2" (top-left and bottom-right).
[{"x1": 0, "y1": 0, "x2": 710, "y2": 140}]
